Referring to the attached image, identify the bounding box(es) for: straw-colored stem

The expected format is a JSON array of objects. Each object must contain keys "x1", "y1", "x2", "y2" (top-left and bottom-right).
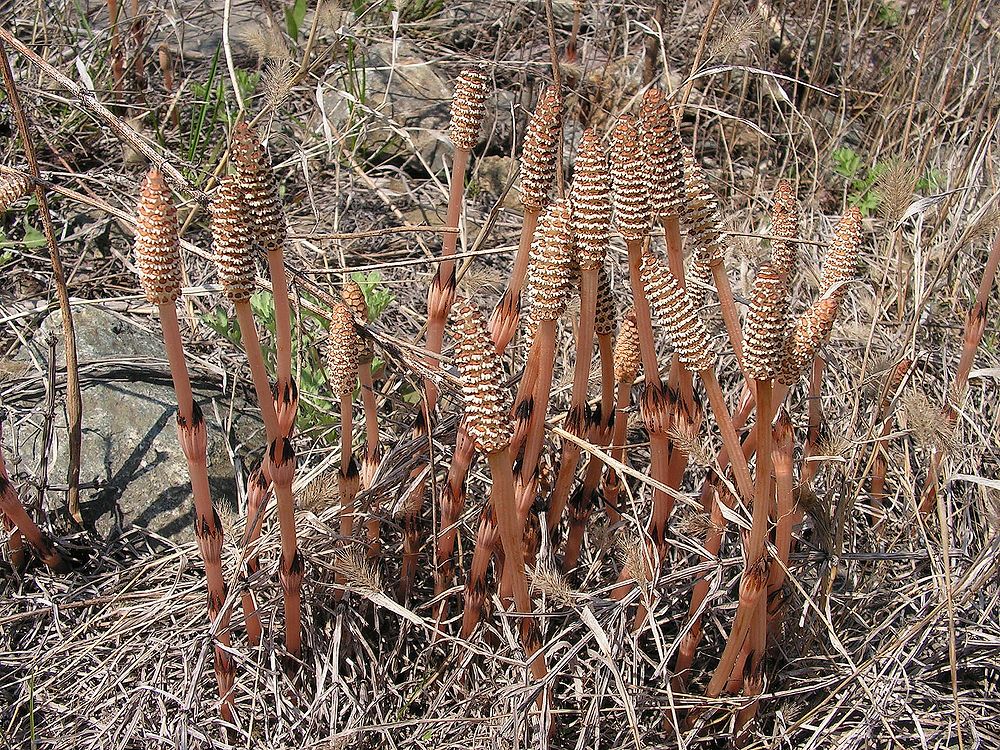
[
  {"x1": 234, "y1": 301, "x2": 279, "y2": 441},
  {"x1": 486, "y1": 448, "x2": 548, "y2": 687},
  {"x1": 266, "y1": 250, "x2": 294, "y2": 388},
  {"x1": 547, "y1": 268, "x2": 599, "y2": 531},
  {"x1": 2, "y1": 511, "x2": 25, "y2": 570}
]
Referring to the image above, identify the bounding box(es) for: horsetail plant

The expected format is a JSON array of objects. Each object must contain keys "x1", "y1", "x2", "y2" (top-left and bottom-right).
[
  {"x1": 327, "y1": 302, "x2": 362, "y2": 568},
  {"x1": 489, "y1": 83, "x2": 563, "y2": 350},
  {"x1": 601, "y1": 307, "x2": 641, "y2": 523},
  {"x1": 240, "y1": 468, "x2": 270, "y2": 647},
  {"x1": 424, "y1": 65, "x2": 489, "y2": 410},
  {"x1": 547, "y1": 129, "x2": 611, "y2": 534},
  {"x1": 133, "y1": 168, "x2": 235, "y2": 722},
  {"x1": 229, "y1": 123, "x2": 297, "y2": 436},
  {"x1": 453, "y1": 300, "x2": 548, "y2": 686}
]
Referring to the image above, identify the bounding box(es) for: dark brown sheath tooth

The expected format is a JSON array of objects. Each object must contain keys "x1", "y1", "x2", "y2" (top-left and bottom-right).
[
  {"x1": 639, "y1": 88, "x2": 685, "y2": 220},
  {"x1": 742, "y1": 263, "x2": 790, "y2": 381},
  {"x1": 639, "y1": 249, "x2": 716, "y2": 373},
  {"x1": 134, "y1": 169, "x2": 182, "y2": 305},
  {"x1": 452, "y1": 300, "x2": 513, "y2": 454},
  {"x1": 609, "y1": 115, "x2": 651, "y2": 241},
  {"x1": 570, "y1": 128, "x2": 612, "y2": 270},
  {"x1": 449, "y1": 65, "x2": 490, "y2": 151},
  {"x1": 230, "y1": 122, "x2": 286, "y2": 255},
  {"x1": 0, "y1": 172, "x2": 32, "y2": 212},
  {"x1": 821, "y1": 206, "x2": 864, "y2": 295},
  {"x1": 519, "y1": 84, "x2": 563, "y2": 211},
  {"x1": 211, "y1": 175, "x2": 256, "y2": 302},
  {"x1": 326, "y1": 302, "x2": 360, "y2": 398},
  {"x1": 526, "y1": 198, "x2": 573, "y2": 321}
]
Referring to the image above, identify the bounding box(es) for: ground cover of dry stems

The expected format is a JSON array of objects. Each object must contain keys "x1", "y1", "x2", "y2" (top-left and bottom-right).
[{"x1": 2, "y1": 0, "x2": 1000, "y2": 748}]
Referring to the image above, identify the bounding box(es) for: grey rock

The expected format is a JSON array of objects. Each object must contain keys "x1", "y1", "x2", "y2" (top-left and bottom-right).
[
  {"x1": 17, "y1": 305, "x2": 262, "y2": 544},
  {"x1": 316, "y1": 41, "x2": 512, "y2": 171}
]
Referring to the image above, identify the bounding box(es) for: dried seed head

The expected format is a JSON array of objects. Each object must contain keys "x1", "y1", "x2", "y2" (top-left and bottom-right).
[
  {"x1": 820, "y1": 207, "x2": 863, "y2": 295},
  {"x1": 682, "y1": 148, "x2": 725, "y2": 269},
  {"x1": 519, "y1": 84, "x2": 563, "y2": 210},
  {"x1": 134, "y1": 169, "x2": 182, "y2": 305},
  {"x1": 743, "y1": 263, "x2": 790, "y2": 380},
  {"x1": 449, "y1": 65, "x2": 490, "y2": 151},
  {"x1": 341, "y1": 280, "x2": 369, "y2": 324},
  {"x1": 211, "y1": 176, "x2": 256, "y2": 302},
  {"x1": 639, "y1": 88, "x2": 685, "y2": 219},
  {"x1": 594, "y1": 265, "x2": 617, "y2": 337},
  {"x1": 778, "y1": 297, "x2": 839, "y2": 384},
  {"x1": 452, "y1": 300, "x2": 512, "y2": 453},
  {"x1": 610, "y1": 115, "x2": 651, "y2": 241},
  {"x1": 613, "y1": 308, "x2": 640, "y2": 383},
  {"x1": 526, "y1": 198, "x2": 573, "y2": 321},
  {"x1": 770, "y1": 180, "x2": 798, "y2": 276},
  {"x1": 639, "y1": 249, "x2": 715, "y2": 373},
  {"x1": 0, "y1": 172, "x2": 32, "y2": 212},
  {"x1": 326, "y1": 302, "x2": 360, "y2": 398},
  {"x1": 570, "y1": 128, "x2": 612, "y2": 269},
  {"x1": 230, "y1": 123, "x2": 286, "y2": 254}
]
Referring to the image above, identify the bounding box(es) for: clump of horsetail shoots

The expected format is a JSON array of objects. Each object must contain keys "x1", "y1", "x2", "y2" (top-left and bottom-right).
[
  {"x1": 489, "y1": 83, "x2": 563, "y2": 349},
  {"x1": 0, "y1": 171, "x2": 32, "y2": 211},
  {"x1": 424, "y1": 65, "x2": 490, "y2": 409},
  {"x1": 210, "y1": 175, "x2": 280, "y2": 442},
  {"x1": 134, "y1": 168, "x2": 236, "y2": 721},
  {"x1": 548, "y1": 129, "x2": 611, "y2": 534},
  {"x1": 453, "y1": 300, "x2": 547, "y2": 685},
  {"x1": 327, "y1": 302, "x2": 361, "y2": 552},
  {"x1": 704, "y1": 261, "x2": 790, "y2": 700},
  {"x1": 229, "y1": 123, "x2": 297, "y2": 435}
]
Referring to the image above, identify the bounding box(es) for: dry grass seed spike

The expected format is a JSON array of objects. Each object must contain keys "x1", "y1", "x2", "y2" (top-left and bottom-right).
[
  {"x1": 489, "y1": 83, "x2": 563, "y2": 350},
  {"x1": 453, "y1": 300, "x2": 548, "y2": 687},
  {"x1": 210, "y1": 175, "x2": 280, "y2": 442},
  {"x1": 548, "y1": 129, "x2": 612, "y2": 534},
  {"x1": 134, "y1": 168, "x2": 236, "y2": 721}
]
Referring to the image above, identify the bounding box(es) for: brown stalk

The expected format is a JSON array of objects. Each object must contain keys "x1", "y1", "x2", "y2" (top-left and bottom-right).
[
  {"x1": 767, "y1": 409, "x2": 795, "y2": 596},
  {"x1": 134, "y1": 169, "x2": 235, "y2": 721},
  {"x1": 328, "y1": 302, "x2": 362, "y2": 562},
  {"x1": 489, "y1": 84, "x2": 563, "y2": 350},
  {"x1": 453, "y1": 301, "x2": 547, "y2": 686},
  {"x1": 0, "y1": 43, "x2": 84, "y2": 525}
]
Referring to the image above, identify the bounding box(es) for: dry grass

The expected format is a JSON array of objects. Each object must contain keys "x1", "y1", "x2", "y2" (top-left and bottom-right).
[{"x1": 2, "y1": 0, "x2": 1000, "y2": 747}]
